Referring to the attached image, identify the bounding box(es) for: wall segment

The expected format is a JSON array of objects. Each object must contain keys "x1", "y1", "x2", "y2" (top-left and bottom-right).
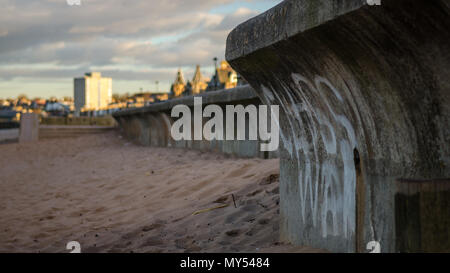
[
  {"x1": 113, "y1": 86, "x2": 278, "y2": 159},
  {"x1": 226, "y1": 0, "x2": 449, "y2": 252}
]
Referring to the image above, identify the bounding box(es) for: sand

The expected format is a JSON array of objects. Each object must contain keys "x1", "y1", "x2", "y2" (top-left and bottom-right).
[{"x1": 0, "y1": 131, "x2": 321, "y2": 253}]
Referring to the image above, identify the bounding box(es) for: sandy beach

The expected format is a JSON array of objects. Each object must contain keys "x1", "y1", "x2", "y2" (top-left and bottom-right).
[{"x1": 0, "y1": 131, "x2": 321, "y2": 253}]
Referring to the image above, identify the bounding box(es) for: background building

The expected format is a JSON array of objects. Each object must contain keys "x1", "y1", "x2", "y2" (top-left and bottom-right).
[
  {"x1": 169, "y1": 62, "x2": 238, "y2": 98},
  {"x1": 74, "y1": 72, "x2": 112, "y2": 115},
  {"x1": 206, "y1": 61, "x2": 238, "y2": 91},
  {"x1": 169, "y1": 69, "x2": 186, "y2": 98},
  {"x1": 191, "y1": 65, "x2": 208, "y2": 95}
]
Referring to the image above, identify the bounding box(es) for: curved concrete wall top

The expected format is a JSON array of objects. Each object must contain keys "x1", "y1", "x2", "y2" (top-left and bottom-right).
[
  {"x1": 226, "y1": 0, "x2": 367, "y2": 61},
  {"x1": 114, "y1": 85, "x2": 258, "y2": 117},
  {"x1": 113, "y1": 85, "x2": 278, "y2": 159},
  {"x1": 226, "y1": 0, "x2": 449, "y2": 252}
]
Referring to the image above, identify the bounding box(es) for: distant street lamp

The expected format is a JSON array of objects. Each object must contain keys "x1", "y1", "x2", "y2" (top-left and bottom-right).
[{"x1": 213, "y1": 57, "x2": 218, "y2": 91}]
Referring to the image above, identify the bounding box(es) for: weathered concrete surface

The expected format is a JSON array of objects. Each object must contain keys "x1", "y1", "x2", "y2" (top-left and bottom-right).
[
  {"x1": 226, "y1": 0, "x2": 449, "y2": 252},
  {"x1": 113, "y1": 86, "x2": 278, "y2": 159},
  {"x1": 395, "y1": 179, "x2": 449, "y2": 252},
  {"x1": 19, "y1": 113, "x2": 39, "y2": 143}
]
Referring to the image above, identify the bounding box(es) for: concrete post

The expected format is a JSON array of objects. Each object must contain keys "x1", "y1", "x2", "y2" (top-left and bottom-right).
[{"x1": 19, "y1": 113, "x2": 39, "y2": 143}]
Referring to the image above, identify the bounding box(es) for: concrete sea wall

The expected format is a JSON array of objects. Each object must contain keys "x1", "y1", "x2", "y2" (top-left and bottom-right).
[
  {"x1": 0, "y1": 128, "x2": 19, "y2": 143},
  {"x1": 39, "y1": 125, "x2": 116, "y2": 139},
  {"x1": 41, "y1": 116, "x2": 117, "y2": 126},
  {"x1": 226, "y1": 0, "x2": 449, "y2": 252},
  {"x1": 113, "y1": 86, "x2": 278, "y2": 159},
  {"x1": 3, "y1": 113, "x2": 117, "y2": 141}
]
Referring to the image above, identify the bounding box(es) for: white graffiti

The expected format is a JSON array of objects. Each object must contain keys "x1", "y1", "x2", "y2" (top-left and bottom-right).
[{"x1": 261, "y1": 74, "x2": 358, "y2": 238}]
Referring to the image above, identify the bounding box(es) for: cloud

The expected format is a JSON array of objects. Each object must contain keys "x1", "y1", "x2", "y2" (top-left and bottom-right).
[{"x1": 0, "y1": 0, "x2": 281, "y2": 96}]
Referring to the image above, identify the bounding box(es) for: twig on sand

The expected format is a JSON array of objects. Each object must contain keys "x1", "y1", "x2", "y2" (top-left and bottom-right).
[
  {"x1": 192, "y1": 204, "x2": 229, "y2": 215},
  {"x1": 232, "y1": 194, "x2": 237, "y2": 208}
]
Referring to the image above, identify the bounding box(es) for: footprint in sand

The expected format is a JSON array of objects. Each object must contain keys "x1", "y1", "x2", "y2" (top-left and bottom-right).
[
  {"x1": 225, "y1": 229, "x2": 240, "y2": 237},
  {"x1": 246, "y1": 189, "x2": 263, "y2": 197},
  {"x1": 259, "y1": 174, "x2": 279, "y2": 185},
  {"x1": 161, "y1": 186, "x2": 181, "y2": 198},
  {"x1": 188, "y1": 178, "x2": 214, "y2": 192},
  {"x1": 225, "y1": 163, "x2": 253, "y2": 178},
  {"x1": 141, "y1": 221, "x2": 166, "y2": 232},
  {"x1": 140, "y1": 236, "x2": 164, "y2": 247}
]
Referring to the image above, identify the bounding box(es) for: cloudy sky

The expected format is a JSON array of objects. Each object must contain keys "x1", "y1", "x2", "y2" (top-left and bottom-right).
[{"x1": 0, "y1": 0, "x2": 281, "y2": 99}]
